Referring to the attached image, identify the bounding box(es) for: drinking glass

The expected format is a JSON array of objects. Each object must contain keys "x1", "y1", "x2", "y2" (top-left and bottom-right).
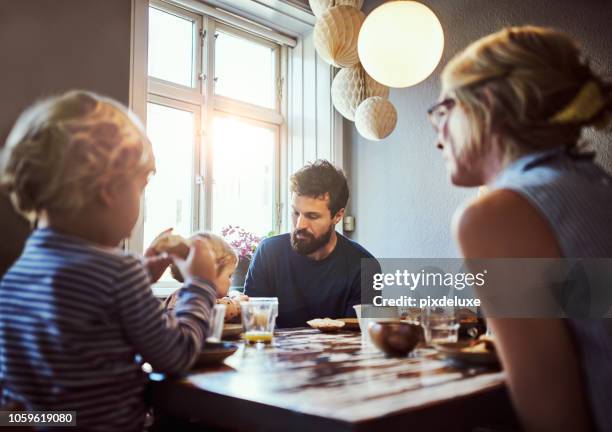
[
  {"x1": 354, "y1": 304, "x2": 399, "y2": 345},
  {"x1": 206, "y1": 304, "x2": 226, "y2": 343},
  {"x1": 421, "y1": 306, "x2": 459, "y2": 345},
  {"x1": 240, "y1": 297, "x2": 278, "y2": 344}
]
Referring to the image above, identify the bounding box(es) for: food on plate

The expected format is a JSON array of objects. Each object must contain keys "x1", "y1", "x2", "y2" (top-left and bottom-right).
[
  {"x1": 307, "y1": 318, "x2": 346, "y2": 332},
  {"x1": 218, "y1": 293, "x2": 249, "y2": 323},
  {"x1": 461, "y1": 342, "x2": 489, "y2": 353},
  {"x1": 461, "y1": 335, "x2": 496, "y2": 353}
]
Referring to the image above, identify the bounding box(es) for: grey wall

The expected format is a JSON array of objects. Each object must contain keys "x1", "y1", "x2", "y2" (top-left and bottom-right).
[
  {"x1": 0, "y1": 0, "x2": 132, "y2": 275},
  {"x1": 346, "y1": 0, "x2": 612, "y2": 258},
  {"x1": 0, "y1": 0, "x2": 132, "y2": 144}
]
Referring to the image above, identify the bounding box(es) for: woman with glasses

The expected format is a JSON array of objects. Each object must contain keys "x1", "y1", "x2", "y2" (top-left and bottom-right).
[{"x1": 432, "y1": 26, "x2": 612, "y2": 431}]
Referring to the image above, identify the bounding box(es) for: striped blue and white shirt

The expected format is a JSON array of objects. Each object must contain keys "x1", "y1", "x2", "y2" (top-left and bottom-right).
[{"x1": 0, "y1": 228, "x2": 216, "y2": 431}]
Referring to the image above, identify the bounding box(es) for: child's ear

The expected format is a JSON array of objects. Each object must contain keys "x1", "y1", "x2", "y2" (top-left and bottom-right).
[{"x1": 97, "y1": 178, "x2": 121, "y2": 208}]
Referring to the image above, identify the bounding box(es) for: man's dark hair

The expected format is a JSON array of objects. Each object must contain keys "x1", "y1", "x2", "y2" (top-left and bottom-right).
[{"x1": 290, "y1": 160, "x2": 349, "y2": 216}]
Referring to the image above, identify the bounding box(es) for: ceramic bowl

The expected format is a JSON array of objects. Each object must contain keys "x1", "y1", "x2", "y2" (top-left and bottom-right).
[
  {"x1": 368, "y1": 321, "x2": 422, "y2": 357},
  {"x1": 193, "y1": 341, "x2": 238, "y2": 368}
]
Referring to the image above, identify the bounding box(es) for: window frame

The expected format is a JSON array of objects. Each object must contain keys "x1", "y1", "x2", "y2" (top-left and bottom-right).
[
  {"x1": 129, "y1": 0, "x2": 288, "y2": 282},
  {"x1": 148, "y1": 0, "x2": 202, "y2": 90}
]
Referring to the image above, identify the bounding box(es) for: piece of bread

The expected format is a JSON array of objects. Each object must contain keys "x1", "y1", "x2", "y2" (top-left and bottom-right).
[
  {"x1": 151, "y1": 233, "x2": 191, "y2": 259},
  {"x1": 218, "y1": 294, "x2": 249, "y2": 323},
  {"x1": 307, "y1": 318, "x2": 345, "y2": 332}
]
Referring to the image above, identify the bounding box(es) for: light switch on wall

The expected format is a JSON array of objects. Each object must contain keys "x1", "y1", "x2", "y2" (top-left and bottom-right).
[{"x1": 343, "y1": 215, "x2": 355, "y2": 232}]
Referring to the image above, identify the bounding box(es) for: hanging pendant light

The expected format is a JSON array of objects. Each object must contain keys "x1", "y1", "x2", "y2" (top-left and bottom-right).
[
  {"x1": 331, "y1": 64, "x2": 389, "y2": 121},
  {"x1": 357, "y1": 1, "x2": 444, "y2": 88},
  {"x1": 309, "y1": 0, "x2": 364, "y2": 19},
  {"x1": 314, "y1": 5, "x2": 365, "y2": 68}
]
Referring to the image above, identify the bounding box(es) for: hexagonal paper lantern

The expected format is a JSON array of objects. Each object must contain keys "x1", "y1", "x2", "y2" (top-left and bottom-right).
[
  {"x1": 308, "y1": 0, "x2": 364, "y2": 19},
  {"x1": 314, "y1": 6, "x2": 365, "y2": 68},
  {"x1": 355, "y1": 96, "x2": 397, "y2": 141},
  {"x1": 331, "y1": 65, "x2": 389, "y2": 120}
]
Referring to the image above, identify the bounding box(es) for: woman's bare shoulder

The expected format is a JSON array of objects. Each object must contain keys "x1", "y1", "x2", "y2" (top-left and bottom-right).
[{"x1": 452, "y1": 189, "x2": 562, "y2": 258}]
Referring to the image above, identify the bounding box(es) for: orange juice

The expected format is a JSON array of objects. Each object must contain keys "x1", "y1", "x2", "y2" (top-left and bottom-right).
[
  {"x1": 254, "y1": 312, "x2": 269, "y2": 327},
  {"x1": 243, "y1": 331, "x2": 273, "y2": 344}
]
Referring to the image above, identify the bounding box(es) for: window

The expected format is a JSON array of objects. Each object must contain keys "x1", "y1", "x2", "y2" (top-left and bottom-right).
[
  {"x1": 214, "y1": 27, "x2": 277, "y2": 108},
  {"x1": 143, "y1": 99, "x2": 199, "y2": 248},
  {"x1": 143, "y1": 0, "x2": 286, "y2": 264},
  {"x1": 211, "y1": 115, "x2": 276, "y2": 235},
  {"x1": 148, "y1": 6, "x2": 197, "y2": 87}
]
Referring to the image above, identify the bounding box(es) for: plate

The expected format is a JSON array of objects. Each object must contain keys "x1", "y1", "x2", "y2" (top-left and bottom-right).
[
  {"x1": 222, "y1": 323, "x2": 243, "y2": 339},
  {"x1": 193, "y1": 342, "x2": 238, "y2": 368},
  {"x1": 338, "y1": 318, "x2": 360, "y2": 331},
  {"x1": 434, "y1": 341, "x2": 499, "y2": 367}
]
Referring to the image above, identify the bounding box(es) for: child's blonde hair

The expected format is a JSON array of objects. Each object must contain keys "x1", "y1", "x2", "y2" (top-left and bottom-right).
[
  {"x1": 170, "y1": 232, "x2": 239, "y2": 282},
  {"x1": 193, "y1": 232, "x2": 238, "y2": 274},
  {"x1": 441, "y1": 26, "x2": 612, "y2": 162},
  {"x1": 0, "y1": 90, "x2": 154, "y2": 222}
]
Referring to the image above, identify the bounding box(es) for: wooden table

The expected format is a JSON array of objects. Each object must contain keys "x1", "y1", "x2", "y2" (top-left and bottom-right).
[{"x1": 149, "y1": 328, "x2": 516, "y2": 431}]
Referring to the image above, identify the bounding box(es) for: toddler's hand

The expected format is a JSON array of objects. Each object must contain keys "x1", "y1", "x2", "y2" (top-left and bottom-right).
[
  {"x1": 143, "y1": 253, "x2": 173, "y2": 283},
  {"x1": 173, "y1": 239, "x2": 218, "y2": 289}
]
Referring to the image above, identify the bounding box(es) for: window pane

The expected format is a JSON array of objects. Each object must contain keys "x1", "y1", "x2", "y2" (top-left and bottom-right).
[
  {"x1": 144, "y1": 102, "x2": 195, "y2": 259},
  {"x1": 215, "y1": 31, "x2": 276, "y2": 108},
  {"x1": 212, "y1": 116, "x2": 275, "y2": 237},
  {"x1": 148, "y1": 6, "x2": 195, "y2": 87}
]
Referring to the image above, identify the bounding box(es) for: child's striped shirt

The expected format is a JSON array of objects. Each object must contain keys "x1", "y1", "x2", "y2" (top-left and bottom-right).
[{"x1": 0, "y1": 228, "x2": 216, "y2": 431}]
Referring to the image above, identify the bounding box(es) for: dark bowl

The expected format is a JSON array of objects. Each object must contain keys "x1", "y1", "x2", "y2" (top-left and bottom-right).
[
  {"x1": 368, "y1": 321, "x2": 422, "y2": 357},
  {"x1": 193, "y1": 341, "x2": 239, "y2": 368}
]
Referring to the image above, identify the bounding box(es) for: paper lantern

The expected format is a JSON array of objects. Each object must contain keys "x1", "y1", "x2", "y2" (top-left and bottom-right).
[
  {"x1": 357, "y1": 1, "x2": 444, "y2": 88},
  {"x1": 331, "y1": 65, "x2": 389, "y2": 120},
  {"x1": 355, "y1": 96, "x2": 397, "y2": 141},
  {"x1": 314, "y1": 6, "x2": 365, "y2": 68},
  {"x1": 308, "y1": 0, "x2": 364, "y2": 19}
]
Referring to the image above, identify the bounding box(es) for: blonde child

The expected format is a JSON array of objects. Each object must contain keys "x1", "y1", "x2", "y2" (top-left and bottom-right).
[
  {"x1": 160, "y1": 232, "x2": 248, "y2": 322},
  {"x1": 0, "y1": 91, "x2": 225, "y2": 432}
]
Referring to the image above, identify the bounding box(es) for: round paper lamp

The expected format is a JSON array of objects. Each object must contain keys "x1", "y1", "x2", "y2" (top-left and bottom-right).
[
  {"x1": 309, "y1": 0, "x2": 364, "y2": 19},
  {"x1": 355, "y1": 96, "x2": 397, "y2": 141},
  {"x1": 314, "y1": 6, "x2": 365, "y2": 68},
  {"x1": 331, "y1": 65, "x2": 389, "y2": 120},
  {"x1": 357, "y1": 1, "x2": 444, "y2": 88}
]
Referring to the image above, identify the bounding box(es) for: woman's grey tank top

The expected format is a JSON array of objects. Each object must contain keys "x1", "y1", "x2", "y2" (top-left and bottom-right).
[{"x1": 492, "y1": 147, "x2": 612, "y2": 431}]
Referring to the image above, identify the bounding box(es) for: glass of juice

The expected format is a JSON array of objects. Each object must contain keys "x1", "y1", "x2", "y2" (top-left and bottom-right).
[{"x1": 240, "y1": 297, "x2": 278, "y2": 344}]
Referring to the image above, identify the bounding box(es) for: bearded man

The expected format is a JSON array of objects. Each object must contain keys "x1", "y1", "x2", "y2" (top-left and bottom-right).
[{"x1": 244, "y1": 160, "x2": 379, "y2": 328}]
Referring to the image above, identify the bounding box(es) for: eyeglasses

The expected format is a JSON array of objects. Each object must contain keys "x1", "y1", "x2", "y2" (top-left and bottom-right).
[{"x1": 427, "y1": 98, "x2": 456, "y2": 131}]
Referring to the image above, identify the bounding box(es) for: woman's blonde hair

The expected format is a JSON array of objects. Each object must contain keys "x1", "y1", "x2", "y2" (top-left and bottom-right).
[
  {"x1": 0, "y1": 90, "x2": 154, "y2": 221},
  {"x1": 441, "y1": 26, "x2": 612, "y2": 161}
]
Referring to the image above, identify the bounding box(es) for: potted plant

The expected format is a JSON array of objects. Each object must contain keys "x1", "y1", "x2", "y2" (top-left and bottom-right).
[{"x1": 221, "y1": 225, "x2": 263, "y2": 289}]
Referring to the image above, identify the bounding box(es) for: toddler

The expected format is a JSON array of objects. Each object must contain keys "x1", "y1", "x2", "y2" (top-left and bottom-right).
[
  {"x1": 159, "y1": 232, "x2": 248, "y2": 322},
  {"x1": 0, "y1": 91, "x2": 224, "y2": 431}
]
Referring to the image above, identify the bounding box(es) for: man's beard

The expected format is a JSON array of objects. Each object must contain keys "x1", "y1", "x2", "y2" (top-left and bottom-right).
[{"x1": 291, "y1": 224, "x2": 334, "y2": 256}]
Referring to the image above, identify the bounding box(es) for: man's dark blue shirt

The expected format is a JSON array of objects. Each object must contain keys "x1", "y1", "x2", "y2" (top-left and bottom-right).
[{"x1": 244, "y1": 232, "x2": 379, "y2": 328}]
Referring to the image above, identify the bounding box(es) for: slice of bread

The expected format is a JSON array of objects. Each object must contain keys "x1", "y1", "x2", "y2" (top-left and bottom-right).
[{"x1": 151, "y1": 233, "x2": 191, "y2": 259}]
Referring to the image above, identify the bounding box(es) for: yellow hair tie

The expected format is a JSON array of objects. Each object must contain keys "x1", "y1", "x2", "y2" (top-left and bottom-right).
[{"x1": 550, "y1": 81, "x2": 605, "y2": 124}]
